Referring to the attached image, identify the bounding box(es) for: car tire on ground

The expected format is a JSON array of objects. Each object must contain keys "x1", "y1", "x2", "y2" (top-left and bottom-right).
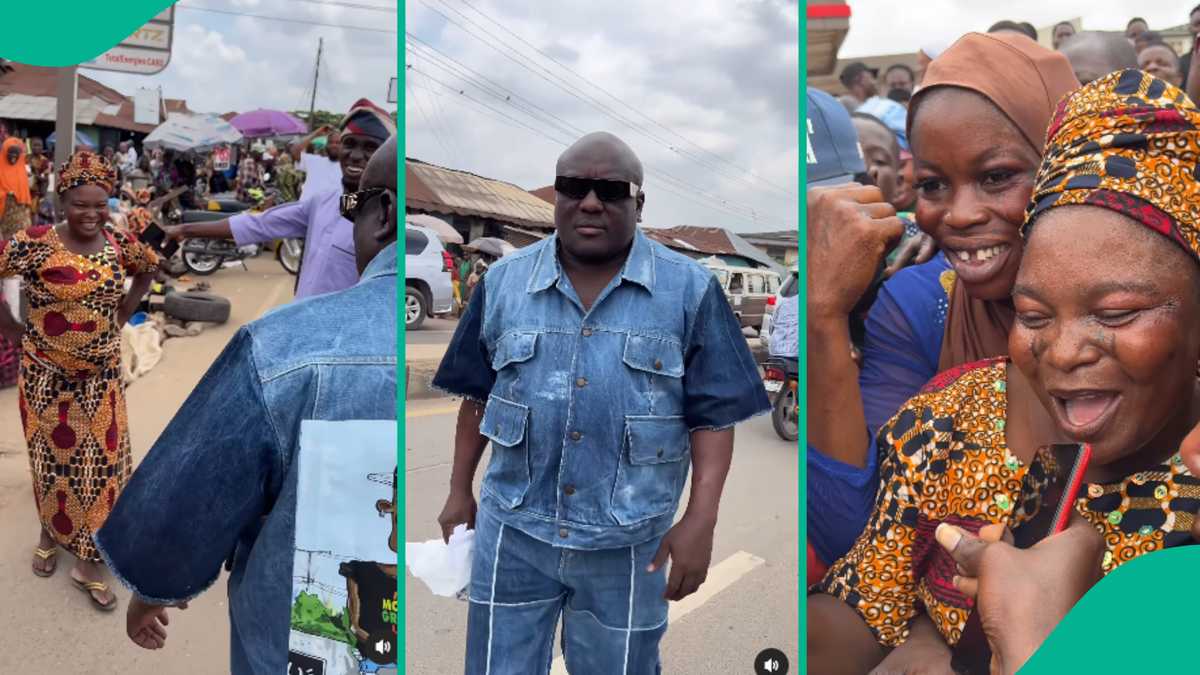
[
  {"x1": 164, "y1": 291, "x2": 231, "y2": 324},
  {"x1": 406, "y1": 286, "x2": 427, "y2": 330}
]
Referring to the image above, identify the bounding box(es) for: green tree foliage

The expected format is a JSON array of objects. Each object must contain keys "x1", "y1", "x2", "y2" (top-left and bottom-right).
[
  {"x1": 292, "y1": 110, "x2": 342, "y2": 131},
  {"x1": 290, "y1": 590, "x2": 357, "y2": 645}
]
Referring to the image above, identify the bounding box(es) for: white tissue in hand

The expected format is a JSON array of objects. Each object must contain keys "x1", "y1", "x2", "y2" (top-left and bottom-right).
[{"x1": 405, "y1": 524, "x2": 474, "y2": 599}]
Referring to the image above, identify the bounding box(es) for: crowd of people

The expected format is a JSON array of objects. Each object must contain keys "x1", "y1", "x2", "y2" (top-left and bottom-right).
[
  {"x1": 808, "y1": 9, "x2": 1200, "y2": 674},
  {"x1": 0, "y1": 91, "x2": 399, "y2": 672}
]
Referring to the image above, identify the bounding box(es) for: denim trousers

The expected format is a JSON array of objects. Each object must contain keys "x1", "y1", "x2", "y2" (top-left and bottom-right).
[{"x1": 464, "y1": 506, "x2": 669, "y2": 675}]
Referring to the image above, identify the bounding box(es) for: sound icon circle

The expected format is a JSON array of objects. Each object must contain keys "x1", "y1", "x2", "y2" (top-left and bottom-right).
[{"x1": 754, "y1": 648, "x2": 789, "y2": 674}]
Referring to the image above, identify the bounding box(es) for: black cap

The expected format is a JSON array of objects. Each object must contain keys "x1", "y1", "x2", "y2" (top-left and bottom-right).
[{"x1": 839, "y1": 62, "x2": 879, "y2": 88}]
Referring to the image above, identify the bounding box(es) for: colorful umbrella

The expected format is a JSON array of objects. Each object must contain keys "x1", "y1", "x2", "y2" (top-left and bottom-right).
[{"x1": 229, "y1": 109, "x2": 308, "y2": 138}]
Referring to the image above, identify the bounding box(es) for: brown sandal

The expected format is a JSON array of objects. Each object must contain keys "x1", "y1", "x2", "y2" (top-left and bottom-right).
[
  {"x1": 32, "y1": 547, "x2": 57, "y2": 578},
  {"x1": 70, "y1": 575, "x2": 118, "y2": 612}
]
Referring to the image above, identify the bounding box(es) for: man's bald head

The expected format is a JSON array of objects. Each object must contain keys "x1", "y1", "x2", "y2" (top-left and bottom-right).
[
  {"x1": 1060, "y1": 31, "x2": 1139, "y2": 85},
  {"x1": 556, "y1": 131, "x2": 644, "y2": 185},
  {"x1": 352, "y1": 134, "x2": 398, "y2": 274},
  {"x1": 553, "y1": 132, "x2": 645, "y2": 266}
]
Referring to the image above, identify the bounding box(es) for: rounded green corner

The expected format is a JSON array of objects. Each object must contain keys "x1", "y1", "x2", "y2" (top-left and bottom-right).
[
  {"x1": 1021, "y1": 545, "x2": 1200, "y2": 673},
  {"x1": 2, "y1": 2, "x2": 174, "y2": 66}
]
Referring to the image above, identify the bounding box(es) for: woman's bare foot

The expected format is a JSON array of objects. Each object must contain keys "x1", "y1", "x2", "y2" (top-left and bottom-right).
[
  {"x1": 32, "y1": 529, "x2": 57, "y2": 576},
  {"x1": 70, "y1": 559, "x2": 117, "y2": 610}
]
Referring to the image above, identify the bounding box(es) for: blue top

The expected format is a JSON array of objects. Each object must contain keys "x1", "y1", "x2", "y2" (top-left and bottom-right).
[
  {"x1": 433, "y1": 230, "x2": 770, "y2": 550},
  {"x1": 96, "y1": 243, "x2": 398, "y2": 675},
  {"x1": 807, "y1": 253, "x2": 952, "y2": 565}
]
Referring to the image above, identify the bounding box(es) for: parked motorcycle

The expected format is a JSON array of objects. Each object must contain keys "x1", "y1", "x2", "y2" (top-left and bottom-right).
[
  {"x1": 180, "y1": 235, "x2": 262, "y2": 276},
  {"x1": 763, "y1": 358, "x2": 798, "y2": 442},
  {"x1": 275, "y1": 237, "x2": 304, "y2": 275}
]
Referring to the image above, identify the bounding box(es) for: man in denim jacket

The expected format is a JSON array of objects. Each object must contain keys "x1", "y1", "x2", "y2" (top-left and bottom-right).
[
  {"x1": 94, "y1": 136, "x2": 400, "y2": 675},
  {"x1": 432, "y1": 132, "x2": 769, "y2": 674}
]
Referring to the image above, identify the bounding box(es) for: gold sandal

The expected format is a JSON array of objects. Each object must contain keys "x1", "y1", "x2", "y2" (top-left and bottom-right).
[
  {"x1": 71, "y1": 577, "x2": 118, "y2": 612},
  {"x1": 31, "y1": 547, "x2": 56, "y2": 578}
]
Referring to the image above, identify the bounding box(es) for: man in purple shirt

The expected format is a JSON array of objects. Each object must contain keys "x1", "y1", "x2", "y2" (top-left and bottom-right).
[{"x1": 165, "y1": 99, "x2": 395, "y2": 299}]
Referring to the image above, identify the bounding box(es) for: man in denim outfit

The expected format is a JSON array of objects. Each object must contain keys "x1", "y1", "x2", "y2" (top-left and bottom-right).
[
  {"x1": 93, "y1": 136, "x2": 400, "y2": 675},
  {"x1": 432, "y1": 132, "x2": 769, "y2": 674}
]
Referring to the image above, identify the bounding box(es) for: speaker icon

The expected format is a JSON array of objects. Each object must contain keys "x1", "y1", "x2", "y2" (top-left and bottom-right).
[{"x1": 754, "y1": 648, "x2": 789, "y2": 675}]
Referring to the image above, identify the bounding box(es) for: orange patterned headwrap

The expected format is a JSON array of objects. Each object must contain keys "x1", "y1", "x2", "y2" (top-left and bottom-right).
[
  {"x1": 1024, "y1": 69, "x2": 1200, "y2": 260},
  {"x1": 57, "y1": 151, "x2": 117, "y2": 195}
]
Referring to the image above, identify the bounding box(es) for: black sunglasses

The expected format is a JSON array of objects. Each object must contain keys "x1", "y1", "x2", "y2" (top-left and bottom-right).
[
  {"x1": 340, "y1": 186, "x2": 390, "y2": 221},
  {"x1": 554, "y1": 176, "x2": 640, "y2": 202}
]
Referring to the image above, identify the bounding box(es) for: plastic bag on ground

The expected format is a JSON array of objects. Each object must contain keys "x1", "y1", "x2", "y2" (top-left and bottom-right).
[{"x1": 405, "y1": 524, "x2": 474, "y2": 600}]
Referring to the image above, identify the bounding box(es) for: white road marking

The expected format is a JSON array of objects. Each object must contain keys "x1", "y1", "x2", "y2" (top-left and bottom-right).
[{"x1": 548, "y1": 550, "x2": 765, "y2": 674}]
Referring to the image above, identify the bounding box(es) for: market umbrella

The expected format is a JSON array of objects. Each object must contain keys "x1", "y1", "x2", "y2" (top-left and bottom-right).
[
  {"x1": 143, "y1": 113, "x2": 244, "y2": 153},
  {"x1": 407, "y1": 214, "x2": 463, "y2": 244},
  {"x1": 229, "y1": 109, "x2": 308, "y2": 138},
  {"x1": 464, "y1": 236, "x2": 516, "y2": 258}
]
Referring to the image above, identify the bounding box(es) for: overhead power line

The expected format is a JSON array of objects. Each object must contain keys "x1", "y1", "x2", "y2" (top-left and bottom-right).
[
  {"x1": 455, "y1": 0, "x2": 796, "y2": 200},
  {"x1": 420, "y1": 0, "x2": 794, "y2": 204},
  {"x1": 406, "y1": 48, "x2": 777, "y2": 223},
  {"x1": 178, "y1": 3, "x2": 397, "y2": 34},
  {"x1": 288, "y1": 0, "x2": 397, "y2": 12},
  {"x1": 407, "y1": 69, "x2": 781, "y2": 228}
]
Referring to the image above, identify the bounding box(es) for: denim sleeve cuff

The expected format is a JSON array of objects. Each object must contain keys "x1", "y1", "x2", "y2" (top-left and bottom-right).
[
  {"x1": 687, "y1": 404, "x2": 771, "y2": 432},
  {"x1": 93, "y1": 535, "x2": 220, "y2": 606}
]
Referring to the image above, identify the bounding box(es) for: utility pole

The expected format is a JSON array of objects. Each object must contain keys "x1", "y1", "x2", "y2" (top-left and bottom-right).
[
  {"x1": 54, "y1": 66, "x2": 78, "y2": 168},
  {"x1": 307, "y1": 38, "x2": 323, "y2": 127}
]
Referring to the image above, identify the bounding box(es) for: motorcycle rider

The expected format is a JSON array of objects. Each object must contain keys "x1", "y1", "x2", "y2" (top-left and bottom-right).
[{"x1": 164, "y1": 99, "x2": 394, "y2": 300}]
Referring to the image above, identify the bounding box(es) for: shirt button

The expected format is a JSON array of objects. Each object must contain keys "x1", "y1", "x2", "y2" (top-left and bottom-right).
[
  {"x1": 581, "y1": 328, "x2": 592, "y2": 337},
  {"x1": 571, "y1": 431, "x2": 582, "y2": 441},
  {"x1": 564, "y1": 485, "x2": 576, "y2": 496},
  {"x1": 559, "y1": 528, "x2": 569, "y2": 539},
  {"x1": 576, "y1": 377, "x2": 587, "y2": 388}
]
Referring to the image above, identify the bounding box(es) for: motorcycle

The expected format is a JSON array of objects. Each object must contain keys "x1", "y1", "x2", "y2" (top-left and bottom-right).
[
  {"x1": 275, "y1": 237, "x2": 304, "y2": 275},
  {"x1": 763, "y1": 358, "x2": 798, "y2": 442},
  {"x1": 180, "y1": 235, "x2": 262, "y2": 276}
]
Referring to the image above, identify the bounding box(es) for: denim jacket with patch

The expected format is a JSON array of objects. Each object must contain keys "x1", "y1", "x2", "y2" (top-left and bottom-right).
[
  {"x1": 433, "y1": 231, "x2": 769, "y2": 550},
  {"x1": 95, "y1": 243, "x2": 398, "y2": 675}
]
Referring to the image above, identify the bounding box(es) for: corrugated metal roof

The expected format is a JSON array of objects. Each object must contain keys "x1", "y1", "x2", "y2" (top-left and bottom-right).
[
  {"x1": 405, "y1": 158, "x2": 554, "y2": 229},
  {"x1": 644, "y1": 225, "x2": 784, "y2": 273},
  {"x1": 0, "y1": 64, "x2": 159, "y2": 133},
  {"x1": 0, "y1": 94, "x2": 106, "y2": 124}
]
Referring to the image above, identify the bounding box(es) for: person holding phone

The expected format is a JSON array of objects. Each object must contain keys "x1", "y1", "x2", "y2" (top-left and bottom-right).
[{"x1": 809, "y1": 71, "x2": 1200, "y2": 674}]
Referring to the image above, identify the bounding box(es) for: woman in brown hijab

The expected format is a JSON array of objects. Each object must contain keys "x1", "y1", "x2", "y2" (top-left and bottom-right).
[{"x1": 806, "y1": 33, "x2": 1080, "y2": 571}]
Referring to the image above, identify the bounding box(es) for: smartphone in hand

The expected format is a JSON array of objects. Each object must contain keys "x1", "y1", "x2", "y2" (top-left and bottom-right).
[{"x1": 1012, "y1": 444, "x2": 1092, "y2": 549}]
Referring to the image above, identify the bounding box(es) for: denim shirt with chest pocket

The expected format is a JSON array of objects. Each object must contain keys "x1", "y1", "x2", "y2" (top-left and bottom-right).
[{"x1": 434, "y1": 230, "x2": 770, "y2": 550}]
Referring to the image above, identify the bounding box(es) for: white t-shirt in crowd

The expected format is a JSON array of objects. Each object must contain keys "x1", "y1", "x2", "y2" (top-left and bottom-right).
[{"x1": 298, "y1": 153, "x2": 343, "y2": 200}]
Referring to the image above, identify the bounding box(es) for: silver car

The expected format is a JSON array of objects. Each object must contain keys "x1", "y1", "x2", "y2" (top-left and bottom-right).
[{"x1": 405, "y1": 224, "x2": 454, "y2": 329}]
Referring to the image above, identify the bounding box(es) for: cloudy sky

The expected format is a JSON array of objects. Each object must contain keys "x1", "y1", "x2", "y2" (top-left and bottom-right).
[
  {"x1": 87, "y1": 0, "x2": 398, "y2": 117},
  {"x1": 839, "y1": 1, "x2": 1191, "y2": 57},
  {"x1": 405, "y1": 0, "x2": 799, "y2": 233}
]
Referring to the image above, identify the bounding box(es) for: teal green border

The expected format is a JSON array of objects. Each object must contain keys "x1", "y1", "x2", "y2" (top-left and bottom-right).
[
  {"x1": 797, "y1": 11, "x2": 808, "y2": 675},
  {"x1": 397, "y1": 3, "x2": 407, "y2": 669},
  {"x1": 1, "y1": 3, "x2": 173, "y2": 66}
]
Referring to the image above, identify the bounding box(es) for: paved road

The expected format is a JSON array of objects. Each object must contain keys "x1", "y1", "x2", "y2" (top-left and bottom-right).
[
  {"x1": 406, "y1": 316, "x2": 458, "y2": 344},
  {"x1": 404, "y1": 395, "x2": 799, "y2": 673},
  {"x1": 0, "y1": 257, "x2": 294, "y2": 673}
]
